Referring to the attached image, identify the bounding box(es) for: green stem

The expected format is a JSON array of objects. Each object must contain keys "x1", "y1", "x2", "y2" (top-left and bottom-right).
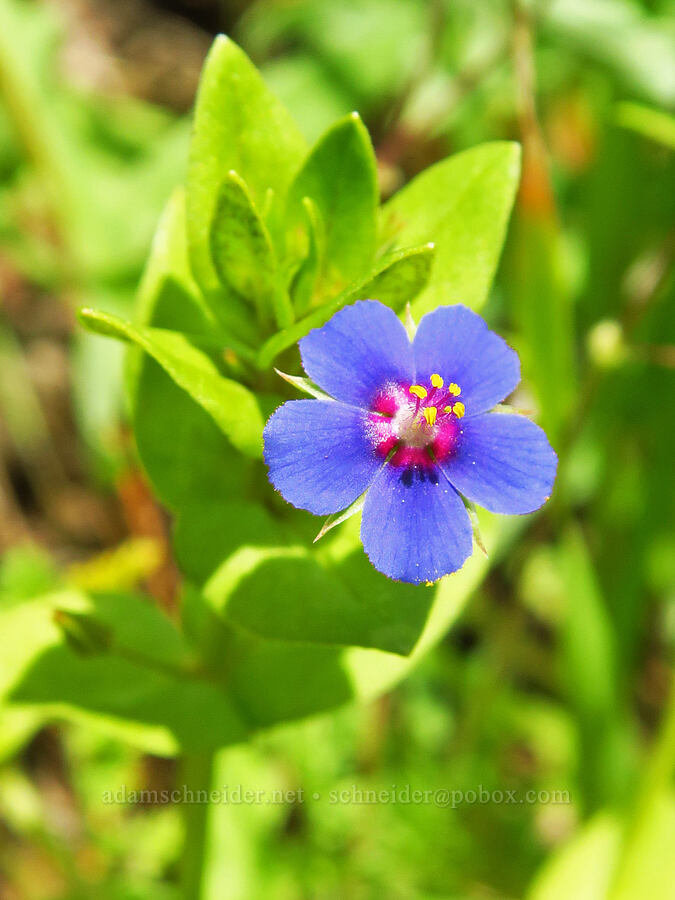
[{"x1": 179, "y1": 751, "x2": 215, "y2": 900}]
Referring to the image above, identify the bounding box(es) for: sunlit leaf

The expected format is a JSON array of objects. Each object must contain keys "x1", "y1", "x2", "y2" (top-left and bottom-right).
[
  {"x1": 381, "y1": 141, "x2": 521, "y2": 315},
  {"x1": 286, "y1": 112, "x2": 378, "y2": 286},
  {"x1": 210, "y1": 171, "x2": 293, "y2": 330},
  {"x1": 186, "y1": 35, "x2": 306, "y2": 296},
  {"x1": 79, "y1": 309, "x2": 264, "y2": 459},
  {"x1": 258, "y1": 242, "x2": 436, "y2": 368}
]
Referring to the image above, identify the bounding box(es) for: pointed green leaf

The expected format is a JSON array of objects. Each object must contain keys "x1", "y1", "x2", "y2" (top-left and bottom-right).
[
  {"x1": 286, "y1": 112, "x2": 378, "y2": 287},
  {"x1": 290, "y1": 196, "x2": 325, "y2": 315},
  {"x1": 313, "y1": 491, "x2": 367, "y2": 542},
  {"x1": 186, "y1": 36, "x2": 306, "y2": 295},
  {"x1": 210, "y1": 171, "x2": 292, "y2": 329},
  {"x1": 382, "y1": 141, "x2": 521, "y2": 315},
  {"x1": 273, "y1": 369, "x2": 333, "y2": 400},
  {"x1": 257, "y1": 242, "x2": 436, "y2": 369},
  {"x1": 358, "y1": 243, "x2": 436, "y2": 310},
  {"x1": 79, "y1": 309, "x2": 263, "y2": 458}
]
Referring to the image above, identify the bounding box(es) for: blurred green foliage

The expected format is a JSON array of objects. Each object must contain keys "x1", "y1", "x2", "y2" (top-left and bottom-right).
[{"x1": 0, "y1": 0, "x2": 674, "y2": 898}]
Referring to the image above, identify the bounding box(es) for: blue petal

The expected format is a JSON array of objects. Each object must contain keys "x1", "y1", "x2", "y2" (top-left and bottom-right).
[
  {"x1": 263, "y1": 399, "x2": 380, "y2": 515},
  {"x1": 442, "y1": 413, "x2": 557, "y2": 514},
  {"x1": 299, "y1": 300, "x2": 414, "y2": 407},
  {"x1": 412, "y1": 305, "x2": 520, "y2": 414},
  {"x1": 361, "y1": 465, "x2": 473, "y2": 583}
]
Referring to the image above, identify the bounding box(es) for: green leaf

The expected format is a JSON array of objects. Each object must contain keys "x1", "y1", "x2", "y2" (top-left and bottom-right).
[
  {"x1": 289, "y1": 197, "x2": 325, "y2": 315},
  {"x1": 186, "y1": 36, "x2": 306, "y2": 296},
  {"x1": 359, "y1": 243, "x2": 436, "y2": 310},
  {"x1": 177, "y1": 499, "x2": 518, "y2": 665},
  {"x1": 79, "y1": 309, "x2": 264, "y2": 459},
  {"x1": 210, "y1": 171, "x2": 293, "y2": 329},
  {"x1": 381, "y1": 141, "x2": 521, "y2": 315},
  {"x1": 129, "y1": 188, "x2": 256, "y2": 389},
  {"x1": 559, "y1": 527, "x2": 616, "y2": 721},
  {"x1": 0, "y1": 543, "x2": 60, "y2": 606},
  {"x1": 313, "y1": 492, "x2": 367, "y2": 542},
  {"x1": 127, "y1": 192, "x2": 256, "y2": 513},
  {"x1": 1, "y1": 592, "x2": 246, "y2": 756},
  {"x1": 220, "y1": 514, "x2": 514, "y2": 730},
  {"x1": 135, "y1": 188, "x2": 209, "y2": 329},
  {"x1": 0, "y1": 521, "x2": 515, "y2": 754},
  {"x1": 286, "y1": 112, "x2": 378, "y2": 288},
  {"x1": 505, "y1": 208, "x2": 575, "y2": 444},
  {"x1": 558, "y1": 527, "x2": 630, "y2": 810},
  {"x1": 527, "y1": 812, "x2": 621, "y2": 900},
  {"x1": 257, "y1": 242, "x2": 436, "y2": 369},
  {"x1": 177, "y1": 502, "x2": 433, "y2": 656},
  {"x1": 273, "y1": 369, "x2": 332, "y2": 400},
  {"x1": 133, "y1": 353, "x2": 252, "y2": 512},
  {"x1": 611, "y1": 791, "x2": 675, "y2": 900},
  {"x1": 0, "y1": 708, "x2": 41, "y2": 763}
]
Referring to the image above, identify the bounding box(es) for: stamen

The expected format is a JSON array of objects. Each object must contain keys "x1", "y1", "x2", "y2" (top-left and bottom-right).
[
  {"x1": 448, "y1": 383, "x2": 461, "y2": 396},
  {"x1": 430, "y1": 373, "x2": 444, "y2": 389},
  {"x1": 409, "y1": 384, "x2": 428, "y2": 400},
  {"x1": 443, "y1": 405, "x2": 452, "y2": 414},
  {"x1": 422, "y1": 406, "x2": 437, "y2": 426},
  {"x1": 453, "y1": 402, "x2": 465, "y2": 418}
]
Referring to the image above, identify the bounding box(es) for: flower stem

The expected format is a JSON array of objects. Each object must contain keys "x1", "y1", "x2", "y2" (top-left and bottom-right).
[{"x1": 179, "y1": 751, "x2": 215, "y2": 900}]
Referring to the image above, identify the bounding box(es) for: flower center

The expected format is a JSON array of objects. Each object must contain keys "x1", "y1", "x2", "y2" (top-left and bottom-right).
[{"x1": 367, "y1": 373, "x2": 465, "y2": 468}]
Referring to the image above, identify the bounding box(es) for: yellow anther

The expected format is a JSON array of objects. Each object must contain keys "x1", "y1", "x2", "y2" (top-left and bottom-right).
[
  {"x1": 422, "y1": 406, "x2": 437, "y2": 427},
  {"x1": 453, "y1": 401, "x2": 465, "y2": 418},
  {"x1": 430, "y1": 373, "x2": 444, "y2": 389},
  {"x1": 409, "y1": 384, "x2": 428, "y2": 400},
  {"x1": 443, "y1": 405, "x2": 453, "y2": 414},
  {"x1": 448, "y1": 382, "x2": 461, "y2": 396}
]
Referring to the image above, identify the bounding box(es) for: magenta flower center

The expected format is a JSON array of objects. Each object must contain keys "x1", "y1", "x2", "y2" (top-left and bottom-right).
[{"x1": 366, "y1": 373, "x2": 465, "y2": 469}]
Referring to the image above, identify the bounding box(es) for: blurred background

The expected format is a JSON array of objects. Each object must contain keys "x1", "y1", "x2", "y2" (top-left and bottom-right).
[{"x1": 0, "y1": 0, "x2": 673, "y2": 897}]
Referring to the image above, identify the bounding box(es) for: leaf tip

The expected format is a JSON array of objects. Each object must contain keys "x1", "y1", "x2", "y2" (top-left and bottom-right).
[{"x1": 77, "y1": 307, "x2": 101, "y2": 330}]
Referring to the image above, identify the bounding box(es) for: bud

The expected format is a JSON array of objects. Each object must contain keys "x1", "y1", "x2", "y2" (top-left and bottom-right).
[{"x1": 586, "y1": 319, "x2": 626, "y2": 369}]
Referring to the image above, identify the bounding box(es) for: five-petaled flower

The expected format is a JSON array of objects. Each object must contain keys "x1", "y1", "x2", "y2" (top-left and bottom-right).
[{"x1": 263, "y1": 301, "x2": 557, "y2": 584}]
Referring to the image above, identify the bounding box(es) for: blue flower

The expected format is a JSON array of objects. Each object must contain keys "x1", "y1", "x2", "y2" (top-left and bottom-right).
[{"x1": 263, "y1": 301, "x2": 557, "y2": 584}]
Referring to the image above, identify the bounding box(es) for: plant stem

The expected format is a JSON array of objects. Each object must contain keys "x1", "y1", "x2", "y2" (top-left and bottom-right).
[{"x1": 179, "y1": 751, "x2": 215, "y2": 900}]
